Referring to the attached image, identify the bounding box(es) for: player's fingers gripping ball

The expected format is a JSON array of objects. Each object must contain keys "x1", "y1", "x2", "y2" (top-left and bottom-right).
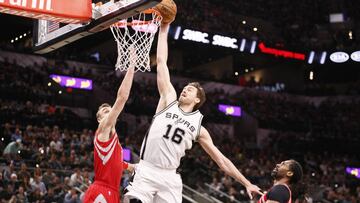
[{"x1": 154, "y1": 0, "x2": 177, "y2": 24}]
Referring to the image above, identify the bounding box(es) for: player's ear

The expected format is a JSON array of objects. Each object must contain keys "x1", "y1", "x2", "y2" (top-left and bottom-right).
[
  {"x1": 194, "y1": 97, "x2": 200, "y2": 104},
  {"x1": 96, "y1": 114, "x2": 102, "y2": 123},
  {"x1": 286, "y1": 171, "x2": 294, "y2": 177}
]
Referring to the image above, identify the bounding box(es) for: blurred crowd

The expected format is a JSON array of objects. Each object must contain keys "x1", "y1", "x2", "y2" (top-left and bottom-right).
[
  {"x1": 176, "y1": 0, "x2": 360, "y2": 50},
  {"x1": 0, "y1": 123, "x2": 96, "y2": 203}
]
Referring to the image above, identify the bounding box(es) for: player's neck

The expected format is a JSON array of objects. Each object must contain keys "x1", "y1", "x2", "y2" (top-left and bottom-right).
[
  {"x1": 274, "y1": 178, "x2": 289, "y2": 186},
  {"x1": 178, "y1": 102, "x2": 194, "y2": 113}
]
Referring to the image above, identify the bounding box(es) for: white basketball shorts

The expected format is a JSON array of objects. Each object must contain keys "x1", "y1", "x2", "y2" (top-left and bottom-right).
[{"x1": 124, "y1": 160, "x2": 182, "y2": 203}]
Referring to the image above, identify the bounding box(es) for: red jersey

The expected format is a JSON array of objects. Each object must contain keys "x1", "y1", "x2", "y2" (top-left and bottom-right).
[{"x1": 84, "y1": 130, "x2": 125, "y2": 203}]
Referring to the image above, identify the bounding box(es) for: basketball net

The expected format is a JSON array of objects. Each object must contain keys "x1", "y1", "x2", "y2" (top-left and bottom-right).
[{"x1": 110, "y1": 9, "x2": 162, "y2": 72}]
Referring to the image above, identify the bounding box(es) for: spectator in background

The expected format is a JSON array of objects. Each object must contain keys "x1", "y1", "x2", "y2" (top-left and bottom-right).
[
  {"x1": 0, "y1": 184, "x2": 15, "y2": 202},
  {"x1": 42, "y1": 168, "x2": 56, "y2": 186},
  {"x1": 69, "y1": 168, "x2": 83, "y2": 187},
  {"x1": 33, "y1": 167, "x2": 43, "y2": 180},
  {"x1": 21, "y1": 176, "x2": 32, "y2": 194},
  {"x1": 11, "y1": 128, "x2": 22, "y2": 142},
  {"x1": 18, "y1": 163, "x2": 31, "y2": 181},
  {"x1": 64, "y1": 188, "x2": 81, "y2": 203},
  {"x1": 30, "y1": 175, "x2": 47, "y2": 196},
  {"x1": 44, "y1": 188, "x2": 57, "y2": 202},
  {"x1": 48, "y1": 153, "x2": 63, "y2": 169},
  {"x1": 49, "y1": 134, "x2": 63, "y2": 152},
  {"x1": 28, "y1": 188, "x2": 43, "y2": 202},
  {"x1": 9, "y1": 173, "x2": 20, "y2": 192},
  {"x1": 0, "y1": 173, "x2": 5, "y2": 190},
  {"x1": 3, "y1": 139, "x2": 22, "y2": 160},
  {"x1": 15, "y1": 186, "x2": 28, "y2": 202}
]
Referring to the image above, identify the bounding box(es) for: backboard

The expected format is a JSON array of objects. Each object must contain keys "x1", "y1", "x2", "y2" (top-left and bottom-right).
[{"x1": 33, "y1": 0, "x2": 161, "y2": 54}]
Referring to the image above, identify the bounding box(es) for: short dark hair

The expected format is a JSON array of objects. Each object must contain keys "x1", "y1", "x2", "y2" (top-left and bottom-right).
[
  {"x1": 288, "y1": 160, "x2": 303, "y2": 184},
  {"x1": 96, "y1": 103, "x2": 111, "y2": 120},
  {"x1": 187, "y1": 82, "x2": 206, "y2": 110}
]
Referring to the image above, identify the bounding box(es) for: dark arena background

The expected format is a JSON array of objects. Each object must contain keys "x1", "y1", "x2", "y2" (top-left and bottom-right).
[{"x1": 0, "y1": 0, "x2": 360, "y2": 202}]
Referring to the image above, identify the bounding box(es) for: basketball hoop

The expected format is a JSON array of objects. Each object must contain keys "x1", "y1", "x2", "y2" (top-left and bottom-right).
[{"x1": 110, "y1": 9, "x2": 162, "y2": 72}]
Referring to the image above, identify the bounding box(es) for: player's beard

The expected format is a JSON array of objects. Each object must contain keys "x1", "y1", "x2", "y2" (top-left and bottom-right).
[{"x1": 271, "y1": 166, "x2": 282, "y2": 180}]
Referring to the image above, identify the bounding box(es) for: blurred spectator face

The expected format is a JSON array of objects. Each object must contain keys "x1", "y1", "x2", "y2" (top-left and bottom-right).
[
  {"x1": 34, "y1": 167, "x2": 42, "y2": 177},
  {"x1": 75, "y1": 168, "x2": 81, "y2": 176},
  {"x1": 23, "y1": 177, "x2": 29, "y2": 185},
  {"x1": 20, "y1": 163, "x2": 27, "y2": 171},
  {"x1": 46, "y1": 168, "x2": 52, "y2": 174},
  {"x1": 18, "y1": 186, "x2": 24, "y2": 194},
  {"x1": 7, "y1": 184, "x2": 13, "y2": 193},
  {"x1": 15, "y1": 128, "x2": 21, "y2": 135},
  {"x1": 64, "y1": 177, "x2": 70, "y2": 185},
  {"x1": 48, "y1": 188, "x2": 54, "y2": 196},
  {"x1": 70, "y1": 150, "x2": 76, "y2": 158},
  {"x1": 71, "y1": 188, "x2": 77, "y2": 195},
  {"x1": 34, "y1": 188, "x2": 41, "y2": 196},
  {"x1": 10, "y1": 173, "x2": 17, "y2": 182},
  {"x1": 34, "y1": 175, "x2": 40, "y2": 183},
  {"x1": 53, "y1": 176, "x2": 60, "y2": 184}
]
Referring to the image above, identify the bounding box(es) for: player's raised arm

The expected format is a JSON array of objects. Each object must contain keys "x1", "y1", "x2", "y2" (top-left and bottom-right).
[
  {"x1": 155, "y1": 23, "x2": 177, "y2": 113},
  {"x1": 198, "y1": 126, "x2": 263, "y2": 199},
  {"x1": 98, "y1": 63, "x2": 135, "y2": 141}
]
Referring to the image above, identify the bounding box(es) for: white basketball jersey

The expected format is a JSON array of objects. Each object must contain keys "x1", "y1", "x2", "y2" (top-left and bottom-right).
[{"x1": 140, "y1": 101, "x2": 203, "y2": 169}]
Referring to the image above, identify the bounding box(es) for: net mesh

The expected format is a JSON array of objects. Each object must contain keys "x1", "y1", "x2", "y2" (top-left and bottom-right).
[{"x1": 110, "y1": 10, "x2": 162, "y2": 72}]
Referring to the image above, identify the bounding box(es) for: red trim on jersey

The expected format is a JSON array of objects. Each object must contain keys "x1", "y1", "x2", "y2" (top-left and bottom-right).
[
  {"x1": 94, "y1": 130, "x2": 119, "y2": 165},
  {"x1": 123, "y1": 162, "x2": 129, "y2": 170}
]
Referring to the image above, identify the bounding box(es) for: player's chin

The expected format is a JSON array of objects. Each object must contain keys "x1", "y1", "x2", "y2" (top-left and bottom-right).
[{"x1": 270, "y1": 169, "x2": 278, "y2": 178}]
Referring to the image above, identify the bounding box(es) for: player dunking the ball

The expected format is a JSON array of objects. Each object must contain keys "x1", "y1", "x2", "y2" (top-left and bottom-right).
[
  {"x1": 124, "y1": 14, "x2": 263, "y2": 203},
  {"x1": 83, "y1": 52, "x2": 136, "y2": 203}
]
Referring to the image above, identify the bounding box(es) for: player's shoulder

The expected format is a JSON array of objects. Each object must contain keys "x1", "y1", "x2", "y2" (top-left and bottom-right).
[
  {"x1": 266, "y1": 184, "x2": 290, "y2": 202},
  {"x1": 270, "y1": 184, "x2": 290, "y2": 193}
]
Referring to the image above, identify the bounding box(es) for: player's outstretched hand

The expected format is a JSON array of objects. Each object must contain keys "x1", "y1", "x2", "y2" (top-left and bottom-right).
[
  {"x1": 127, "y1": 163, "x2": 137, "y2": 174},
  {"x1": 246, "y1": 184, "x2": 263, "y2": 199}
]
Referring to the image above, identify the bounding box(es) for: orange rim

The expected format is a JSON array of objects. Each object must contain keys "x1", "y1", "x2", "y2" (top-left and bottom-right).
[
  {"x1": 142, "y1": 8, "x2": 162, "y2": 16},
  {"x1": 112, "y1": 9, "x2": 162, "y2": 27}
]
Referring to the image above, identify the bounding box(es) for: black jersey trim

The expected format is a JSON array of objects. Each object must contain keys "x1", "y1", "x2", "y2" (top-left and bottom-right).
[
  {"x1": 195, "y1": 115, "x2": 204, "y2": 142},
  {"x1": 140, "y1": 118, "x2": 155, "y2": 160},
  {"x1": 178, "y1": 105, "x2": 200, "y2": 116},
  {"x1": 153, "y1": 100, "x2": 178, "y2": 117}
]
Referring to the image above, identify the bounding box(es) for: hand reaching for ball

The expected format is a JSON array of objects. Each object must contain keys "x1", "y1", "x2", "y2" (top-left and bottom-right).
[{"x1": 154, "y1": 0, "x2": 177, "y2": 24}]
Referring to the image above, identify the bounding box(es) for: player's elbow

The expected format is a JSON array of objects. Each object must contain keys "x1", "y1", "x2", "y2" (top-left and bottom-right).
[
  {"x1": 216, "y1": 158, "x2": 227, "y2": 171},
  {"x1": 117, "y1": 91, "x2": 130, "y2": 101}
]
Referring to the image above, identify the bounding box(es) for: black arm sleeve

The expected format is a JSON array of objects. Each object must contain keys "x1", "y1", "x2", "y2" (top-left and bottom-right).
[{"x1": 266, "y1": 185, "x2": 290, "y2": 203}]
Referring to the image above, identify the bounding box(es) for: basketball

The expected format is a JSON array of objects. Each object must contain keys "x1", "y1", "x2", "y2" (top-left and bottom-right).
[{"x1": 154, "y1": 0, "x2": 177, "y2": 24}]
